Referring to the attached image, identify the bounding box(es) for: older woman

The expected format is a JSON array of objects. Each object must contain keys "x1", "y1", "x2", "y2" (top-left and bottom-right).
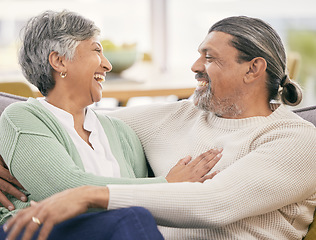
[{"x1": 0, "y1": 10, "x2": 221, "y2": 239}]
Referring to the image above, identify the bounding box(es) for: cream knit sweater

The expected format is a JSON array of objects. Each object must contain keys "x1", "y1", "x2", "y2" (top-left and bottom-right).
[{"x1": 106, "y1": 100, "x2": 316, "y2": 240}]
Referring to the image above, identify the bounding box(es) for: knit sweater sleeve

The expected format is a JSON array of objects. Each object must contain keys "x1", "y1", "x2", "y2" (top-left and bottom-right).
[
  {"x1": 0, "y1": 102, "x2": 165, "y2": 202},
  {"x1": 99, "y1": 115, "x2": 163, "y2": 179},
  {"x1": 107, "y1": 122, "x2": 316, "y2": 228},
  {"x1": 104, "y1": 102, "x2": 184, "y2": 147}
]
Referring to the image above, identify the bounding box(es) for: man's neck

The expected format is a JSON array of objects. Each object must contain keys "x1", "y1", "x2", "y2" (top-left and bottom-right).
[{"x1": 216, "y1": 101, "x2": 273, "y2": 119}]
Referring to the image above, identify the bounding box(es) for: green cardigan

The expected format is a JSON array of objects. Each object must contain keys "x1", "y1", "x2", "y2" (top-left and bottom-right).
[{"x1": 0, "y1": 98, "x2": 166, "y2": 223}]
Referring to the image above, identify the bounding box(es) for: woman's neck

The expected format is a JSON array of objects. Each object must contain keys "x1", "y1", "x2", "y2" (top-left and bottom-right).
[
  {"x1": 45, "y1": 94, "x2": 93, "y2": 148},
  {"x1": 45, "y1": 92, "x2": 87, "y2": 130}
]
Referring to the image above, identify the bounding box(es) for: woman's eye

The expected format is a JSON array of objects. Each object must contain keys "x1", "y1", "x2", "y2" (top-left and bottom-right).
[{"x1": 95, "y1": 49, "x2": 102, "y2": 53}]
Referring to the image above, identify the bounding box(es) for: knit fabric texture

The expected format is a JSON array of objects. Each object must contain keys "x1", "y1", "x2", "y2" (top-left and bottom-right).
[
  {"x1": 106, "y1": 100, "x2": 316, "y2": 240},
  {"x1": 0, "y1": 98, "x2": 166, "y2": 224}
]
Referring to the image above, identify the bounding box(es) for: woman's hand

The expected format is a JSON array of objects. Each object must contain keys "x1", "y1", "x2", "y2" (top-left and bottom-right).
[
  {"x1": 0, "y1": 155, "x2": 27, "y2": 210},
  {"x1": 3, "y1": 185, "x2": 109, "y2": 240},
  {"x1": 165, "y1": 148, "x2": 222, "y2": 183}
]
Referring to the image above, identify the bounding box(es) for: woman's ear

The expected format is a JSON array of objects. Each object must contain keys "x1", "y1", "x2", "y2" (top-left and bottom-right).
[
  {"x1": 48, "y1": 51, "x2": 67, "y2": 74},
  {"x1": 244, "y1": 57, "x2": 267, "y2": 84}
]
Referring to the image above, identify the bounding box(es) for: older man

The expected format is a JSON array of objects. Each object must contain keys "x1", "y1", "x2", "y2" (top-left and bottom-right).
[
  {"x1": 1, "y1": 16, "x2": 316, "y2": 239},
  {"x1": 103, "y1": 16, "x2": 316, "y2": 239}
]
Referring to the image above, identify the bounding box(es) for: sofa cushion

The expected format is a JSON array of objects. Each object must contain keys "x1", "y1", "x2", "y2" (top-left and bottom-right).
[
  {"x1": 0, "y1": 92, "x2": 27, "y2": 115},
  {"x1": 304, "y1": 211, "x2": 316, "y2": 240},
  {"x1": 294, "y1": 105, "x2": 316, "y2": 126}
]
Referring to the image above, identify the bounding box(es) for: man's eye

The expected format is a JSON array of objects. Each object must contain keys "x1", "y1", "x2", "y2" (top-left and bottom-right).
[
  {"x1": 205, "y1": 56, "x2": 215, "y2": 61},
  {"x1": 95, "y1": 49, "x2": 101, "y2": 53}
]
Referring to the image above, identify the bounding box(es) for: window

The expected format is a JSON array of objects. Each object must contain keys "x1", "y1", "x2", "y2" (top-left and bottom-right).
[{"x1": 0, "y1": 0, "x2": 315, "y2": 106}]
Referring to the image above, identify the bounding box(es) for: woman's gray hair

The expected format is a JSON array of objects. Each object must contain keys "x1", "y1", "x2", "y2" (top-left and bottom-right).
[
  {"x1": 209, "y1": 16, "x2": 302, "y2": 106},
  {"x1": 19, "y1": 10, "x2": 100, "y2": 96}
]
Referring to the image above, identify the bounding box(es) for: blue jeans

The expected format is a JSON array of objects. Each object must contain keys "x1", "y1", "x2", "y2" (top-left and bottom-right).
[{"x1": 0, "y1": 207, "x2": 164, "y2": 240}]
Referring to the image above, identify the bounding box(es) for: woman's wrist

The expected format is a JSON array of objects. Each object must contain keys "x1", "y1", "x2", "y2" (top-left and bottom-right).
[{"x1": 81, "y1": 185, "x2": 109, "y2": 209}]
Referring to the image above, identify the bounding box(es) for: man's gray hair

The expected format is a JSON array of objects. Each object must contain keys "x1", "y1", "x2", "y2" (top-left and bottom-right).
[
  {"x1": 19, "y1": 10, "x2": 100, "y2": 96},
  {"x1": 209, "y1": 16, "x2": 302, "y2": 106}
]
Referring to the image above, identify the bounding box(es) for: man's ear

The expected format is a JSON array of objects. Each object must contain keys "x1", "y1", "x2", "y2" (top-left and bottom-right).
[
  {"x1": 48, "y1": 51, "x2": 67, "y2": 74},
  {"x1": 244, "y1": 57, "x2": 267, "y2": 84}
]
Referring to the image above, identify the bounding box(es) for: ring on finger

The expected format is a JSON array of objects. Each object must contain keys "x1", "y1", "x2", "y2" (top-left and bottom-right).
[{"x1": 32, "y1": 217, "x2": 41, "y2": 225}]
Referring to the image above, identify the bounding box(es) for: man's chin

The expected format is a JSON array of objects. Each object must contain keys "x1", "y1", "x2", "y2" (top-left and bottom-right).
[
  {"x1": 192, "y1": 97, "x2": 199, "y2": 106},
  {"x1": 192, "y1": 91, "x2": 208, "y2": 107},
  {"x1": 192, "y1": 98, "x2": 210, "y2": 112},
  {"x1": 192, "y1": 90, "x2": 203, "y2": 104}
]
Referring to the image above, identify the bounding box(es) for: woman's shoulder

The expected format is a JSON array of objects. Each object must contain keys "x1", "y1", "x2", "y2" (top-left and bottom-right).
[
  {"x1": 3, "y1": 100, "x2": 28, "y2": 112},
  {"x1": 0, "y1": 98, "x2": 56, "y2": 133},
  {"x1": 2, "y1": 98, "x2": 48, "y2": 120},
  {"x1": 2, "y1": 99, "x2": 36, "y2": 118}
]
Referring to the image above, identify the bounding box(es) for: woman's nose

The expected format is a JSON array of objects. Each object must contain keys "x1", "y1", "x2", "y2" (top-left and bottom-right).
[{"x1": 101, "y1": 54, "x2": 112, "y2": 72}]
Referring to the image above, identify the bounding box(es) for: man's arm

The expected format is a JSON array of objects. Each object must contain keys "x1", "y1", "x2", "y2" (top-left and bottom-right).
[
  {"x1": 0, "y1": 107, "x2": 221, "y2": 204},
  {"x1": 106, "y1": 124, "x2": 316, "y2": 228},
  {"x1": 0, "y1": 155, "x2": 27, "y2": 210}
]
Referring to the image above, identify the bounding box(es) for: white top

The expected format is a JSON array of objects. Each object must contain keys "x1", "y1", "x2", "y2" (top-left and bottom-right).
[
  {"x1": 106, "y1": 100, "x2": 316, "y2": 240},
  {"x1": 38, "y1": 98, "x2": 120, "y2": 178}
]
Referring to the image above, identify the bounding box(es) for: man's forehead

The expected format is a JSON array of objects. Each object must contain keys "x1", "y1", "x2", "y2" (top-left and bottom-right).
[{"x1": 198, "y1": 31, "x2": 233, "y2": 54}]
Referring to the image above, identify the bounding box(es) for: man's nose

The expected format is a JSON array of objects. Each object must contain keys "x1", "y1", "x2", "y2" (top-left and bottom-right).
[{"x1": 191, "y1": 57, "x2": 205, "y2": 73}]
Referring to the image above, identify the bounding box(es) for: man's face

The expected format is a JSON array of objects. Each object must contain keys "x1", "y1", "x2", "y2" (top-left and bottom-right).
[{"x1": 191, "y1": 31, "x2": 250, "y2": 118}]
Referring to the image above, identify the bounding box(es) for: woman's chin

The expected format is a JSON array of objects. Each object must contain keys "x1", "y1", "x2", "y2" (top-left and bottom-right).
[
  {"x1": 92, "y1": 94, "x2": 102, "y2": 104},
  {"x1": 90, "y1": 88, "x2": 102, "y2": 103},
  {"x1": 92, "y1": 98, "x2": 101, "y2": 105}
]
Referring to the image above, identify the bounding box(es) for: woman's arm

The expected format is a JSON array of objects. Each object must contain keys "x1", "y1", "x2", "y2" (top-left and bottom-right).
[{"x1": 3, "y1": 185, "x2": 110, "y2": 240}]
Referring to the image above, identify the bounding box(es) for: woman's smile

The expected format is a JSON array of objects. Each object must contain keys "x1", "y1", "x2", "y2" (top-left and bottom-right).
[{"x1": 94, "y1": 73, "x2": 105, "y2": 89}]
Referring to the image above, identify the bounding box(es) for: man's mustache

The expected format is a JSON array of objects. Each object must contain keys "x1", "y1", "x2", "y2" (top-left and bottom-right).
[{"x1": 195, "y1": 72, "x2": 210, "y2": 81}]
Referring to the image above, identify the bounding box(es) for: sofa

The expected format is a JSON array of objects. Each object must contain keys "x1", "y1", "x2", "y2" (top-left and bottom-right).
[{"x1": 0, "y1": 91, "x2": 315, "y2": 239}]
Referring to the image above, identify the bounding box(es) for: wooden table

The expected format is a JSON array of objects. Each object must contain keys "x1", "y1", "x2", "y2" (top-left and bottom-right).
[
  {"x1": 100, "y1": 74, "x2": 195, "y2": 105},
  {"x1": 33, "y1": 81, "x2": 195, "y2": 106},
  {"x1": 2, "y1": 65, "x2": 197, "y2": 106}
]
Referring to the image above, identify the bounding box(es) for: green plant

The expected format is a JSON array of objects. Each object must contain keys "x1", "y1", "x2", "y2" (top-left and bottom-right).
[{"x1": 288, "y1": 30, "x2": 316, "y2": 85}]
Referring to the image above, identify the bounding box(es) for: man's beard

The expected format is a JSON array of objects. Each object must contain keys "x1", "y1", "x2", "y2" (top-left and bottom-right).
[{"x1": 193, "y1": 82, "x2": 243, "y2": 118}]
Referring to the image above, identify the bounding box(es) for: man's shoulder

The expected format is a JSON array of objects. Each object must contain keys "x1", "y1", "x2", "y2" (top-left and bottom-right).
[
  {"x1": 122, "y1": 99, "x2": 196, "y2": 113},
  {"x1": 94, "y1": 112, "x2": 137, "y2": 136},
  {"x1": 272, "y1": 105, "x2": 315, "y2": 129},
  {"x1": 104, "y1": 100, "x2": 199, "y2": 121},
  {"x1": 95, "y1": 112, "x2": 127, "y2": 129},
  {"x1": 256, "y1": 106, "x2": 316, "y2": 146}
]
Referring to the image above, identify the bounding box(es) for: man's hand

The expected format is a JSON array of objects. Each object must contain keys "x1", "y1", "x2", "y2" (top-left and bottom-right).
[
  {"x1": 0, "y1": 155, "x2": 27, "y2": 210},
  {"x1": 165, "y1": 148, "x2": 222, "y2": 183}
]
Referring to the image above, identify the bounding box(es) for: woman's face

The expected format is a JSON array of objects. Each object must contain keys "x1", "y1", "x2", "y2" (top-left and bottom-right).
[{"x1": 64, "y1": 37, "x2": 112, "y2": 106}]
